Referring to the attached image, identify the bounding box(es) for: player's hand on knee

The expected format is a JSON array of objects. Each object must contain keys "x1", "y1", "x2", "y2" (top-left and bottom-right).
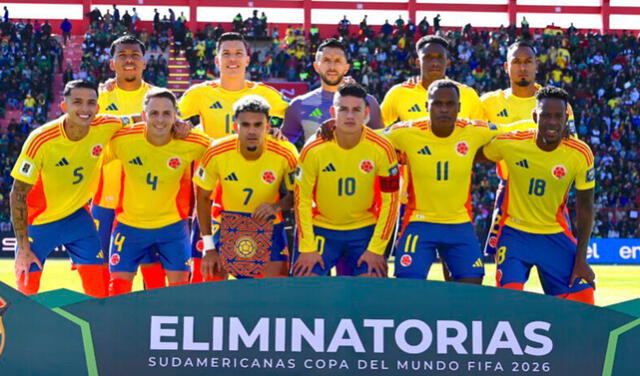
[
  {"x1": 569, "y1": 259, "x2": 596, "y2": 289},
  {"x1": 201, "y1": 250, "x2": 222, "y2": 279},
  {"x1": 15, "y1": 246, "x2": 42, "y2": 285},
  {"x1": 358, "y1": 250, "x2": 388, "y2": 278},
  {"x1": 293, "y1": 252, "x2": 323, "y2": 276},
  {"x1": 317, "y1": 119, "x2": 336, "y2": 141},
  {"x1": 252, "y1": 203, "x2": 278, "y2": 222},
  {"x1": 268, "y1": 127, "x2": 287, "y2": 141}
]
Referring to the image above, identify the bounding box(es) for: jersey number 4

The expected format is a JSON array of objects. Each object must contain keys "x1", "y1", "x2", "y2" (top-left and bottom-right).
[{"x1": 147, "y1": 173, "x2": 158, "y2": 191}]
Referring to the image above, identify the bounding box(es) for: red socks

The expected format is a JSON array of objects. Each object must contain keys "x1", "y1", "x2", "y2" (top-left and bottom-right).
[
  {"x1": 77, "y1": 265, "x2": 108, "y2": 298},
  {"x1": 140, "y1": 263, "x2": 167, "y2": 289},
  {"x1": 17, "y1": 271, "x2": 43, "y2": 295},
  {"x1": 109, "y1": 278, "x2": 133, "y2": 296},
  {"x1": 190, "y1": 258, "x2": 203, "y2": 283},
  {"x1": 559, "y1": 288, "x2": 595, "y2": 305}
]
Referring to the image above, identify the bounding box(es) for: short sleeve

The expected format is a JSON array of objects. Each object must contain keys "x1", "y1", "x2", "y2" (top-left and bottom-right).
[
  {"x1": 574, "y1": 146, "x2": 595, "y2": 191},
  {"x1": 482, "y1": 137, "x2": 504, "y2": 163}
]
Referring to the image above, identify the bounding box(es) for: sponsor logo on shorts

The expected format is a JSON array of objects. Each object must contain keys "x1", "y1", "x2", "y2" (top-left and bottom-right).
[
  {"x1": 360, "y1": 160, "x2": 374, "y2": 174},
  {"x1": 110, "y1": 253, "x2": 121, "y2": 266},
  {"x1": 489, "y1": 236, "x2": 498, "y2": 248},
  {"x1": 400, "y1": 254, "x2": 412, "y2": 267},
  {"x1": 195, "y1": 239, "x2": 204, "y2": 253}
]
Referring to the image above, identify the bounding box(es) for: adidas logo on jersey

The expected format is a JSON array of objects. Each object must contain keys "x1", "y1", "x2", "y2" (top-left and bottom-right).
[
  {"x1": 310, "y1": 108, "x2": 323, "y2": 118},
  {"x1": 55, "y1": 157, "x2": 69, "y2": 167},
  {"x1": 106, "y1": 103, "x2": 119, "y2": 111},
  {"x1": 417, "y1": 146, "x2": 431, "y2": 155},
  {"x1": 516, "y1": 159, "x2": 529, "y2": 168},
  {"x1": 210, "y1": 101, "x2": 223, "y2": 109},
  {"x1": 224, "y1": 172, "x2": 239, "y2": 181},
  {"x1": 322, "y1": 163, "x2": 336, "y2": 172},
  {"x1": 472, "y1": 258, "x2": 484, "y2": 268},
  {"x1": 497, "y1": 108, "x2": 508, "y2": 117},
  {"x1": 129, "y1": 156, "x2": 143, "y2": 166},
  {"x1": 408, "y1": 104, "x2": 421, "y2": 113}
]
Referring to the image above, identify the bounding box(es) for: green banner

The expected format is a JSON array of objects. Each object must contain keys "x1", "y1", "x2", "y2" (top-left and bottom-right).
[{"x1": 0, "y1": 278, "x2": 637, "y2": 375}]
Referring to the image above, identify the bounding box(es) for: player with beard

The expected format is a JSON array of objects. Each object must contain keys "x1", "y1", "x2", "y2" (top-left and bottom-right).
[
  {"x1": 282, "y1": 38, "x2": 383, "y2": 146},
  {"x1": 480, "y1": 40, "x2": 576, "y2": 257}
]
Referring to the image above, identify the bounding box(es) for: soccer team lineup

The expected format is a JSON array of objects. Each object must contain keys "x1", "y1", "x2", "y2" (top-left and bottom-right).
[{"x1": 6, "y1": 30, "x2": 608, "y2": 305}]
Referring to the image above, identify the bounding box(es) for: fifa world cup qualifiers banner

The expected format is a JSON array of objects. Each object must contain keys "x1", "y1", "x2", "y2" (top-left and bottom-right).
[{"x1": 1, "y1": 279, "x2": 639, "y2": 376}]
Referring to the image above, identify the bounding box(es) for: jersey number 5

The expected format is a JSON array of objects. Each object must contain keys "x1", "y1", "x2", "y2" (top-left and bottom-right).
[{"x1": 72, "y1": 167, "x2": 84, "y2": 184}]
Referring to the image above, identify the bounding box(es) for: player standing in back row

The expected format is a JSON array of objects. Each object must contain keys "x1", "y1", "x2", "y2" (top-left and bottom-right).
[
  {"x1": 178, "y1": 32, "x2": 290, "y2": 282},
  {"x1": 93, "y1": 35, "x2": 167, "y2": 289},
  {"x1": 480, "y1": 40, "x2": 576, "y2": 257}
]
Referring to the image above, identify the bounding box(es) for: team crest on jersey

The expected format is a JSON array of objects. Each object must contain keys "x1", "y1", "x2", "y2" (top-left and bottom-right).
[
  {"x1": 110, "y1": 253, "x2": 120, "y2": 266},
  {"x1": 90, "y1": 144, "x2": 103, "y2": 158},
  {"x1": 400, "y1": 254, "x2": 412, "y2": 267},
  {"x1": 455, "y1": 141, "x2": 469, "y2": 156},
  {"x1": 360, "y1": 160, "x2": 374, "y2": 174},
  {"x1": 167, "y1": 157, "x2": 182, "y2": 169},
  {"x1": 262, "y1": 170, "x2": 276, "y2": 184},
  {"x1": 551, "y1": 165, "x2": 567, "y2": 179}
]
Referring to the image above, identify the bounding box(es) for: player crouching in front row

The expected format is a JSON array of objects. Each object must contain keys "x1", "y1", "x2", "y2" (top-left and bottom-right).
[
  {"x1": 293, "y1": 84, "x2": 400, "y2": 277},
  {"x1": 107, "y1": 89, "x2": 210, "y2": 295}
]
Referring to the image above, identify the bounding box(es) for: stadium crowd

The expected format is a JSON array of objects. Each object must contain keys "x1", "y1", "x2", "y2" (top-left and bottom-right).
[
  {"x1": 1, "y1": 11, "x2": 639, "y2": 240},
  {"x1": 0, "y1": 16, "x2": 65, "y2": 230}
]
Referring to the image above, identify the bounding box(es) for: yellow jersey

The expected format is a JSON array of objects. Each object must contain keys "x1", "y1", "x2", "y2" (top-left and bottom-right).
[
  {"x1": 178, "y1": 80, "x2": 289, "y2": 139},
  {"x1": 483, "y1": 130, "x2": 595, "y2": 234},
  {"x1": 380, "y1": 76, "x2": 483, "y2": 126},
  {"x1": 193, "y1": 135, "x2": 298, "y2": 224},
  {"x1": 94, "y1": 81, "x2": 155, "y2": 209},
  {"x1": 295, "y1": 127, "x2": 400, "y2": 255},
  {"x1": 480, "y1": 84, "x2": 576, "y2": 180},
  {"x1": 109, "y1": 125, "x2": 210, "y2": 229},
  {"x1": 382, "y1": 118, "x2": 497, "y2": 224},
  {"x1": 11, "y1": 115, "x2": 125, "y2": 225}
]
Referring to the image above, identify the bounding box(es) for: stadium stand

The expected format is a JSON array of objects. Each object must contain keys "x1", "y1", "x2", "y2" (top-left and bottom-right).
[{"x1": 1, "y1": 9, "x2": 639, "y2": 242}]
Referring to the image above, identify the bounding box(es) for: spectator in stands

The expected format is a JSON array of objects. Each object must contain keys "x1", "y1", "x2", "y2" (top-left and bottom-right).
[
  {"x1": 433, "y1": 14, "x2": 441, "y2": 32},
  {"x1": 122, "y1": 11, "x2": 132, "y2": 30},
  {"x1": 339, "y1": 15, "x2": 350, "y2": 37},
  {"x1": 60, "y1": 18, "x2": 72, "y2": 45},
  {"x1": 2, "y1": 6, "x2": 8, "y2": 23},
  {"x1": 381, "y1": 20, "x2": 393, "y2": 37},
  {"x1": 113, "y1": 5, "x2": 120, "y2": 26},
  {"x1": 419, "y1": 17, "x2": 430, "y2": 36}
]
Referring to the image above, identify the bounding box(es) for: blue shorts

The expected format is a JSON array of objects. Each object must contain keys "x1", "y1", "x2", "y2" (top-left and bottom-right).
[
  {"x1": 27, "y1": 207, "x2": 104, "y2": 272},
  {"x1": 496, "y1": 226, "x2": 593, "y2": 295},
  {"x1": 311, "y1": 225, "x2": 376, "y2": 276},
  {"x1": 109, "y1": 220, "x2": 191, "y2": 273},
  {"x1": 92, "y1": 205, "x2": 161, "y2": 265},
  {"x1": 395, "y1": 222, "x2": 484, "y2": 280},
  {"x1": 190, "y1": 217, "x2": 221, "y2": 259}
]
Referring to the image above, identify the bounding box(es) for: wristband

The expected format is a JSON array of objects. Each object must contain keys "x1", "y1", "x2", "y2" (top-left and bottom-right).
[{"x1": 202, "y1": 235, "x2": 215, "y2": 255}]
